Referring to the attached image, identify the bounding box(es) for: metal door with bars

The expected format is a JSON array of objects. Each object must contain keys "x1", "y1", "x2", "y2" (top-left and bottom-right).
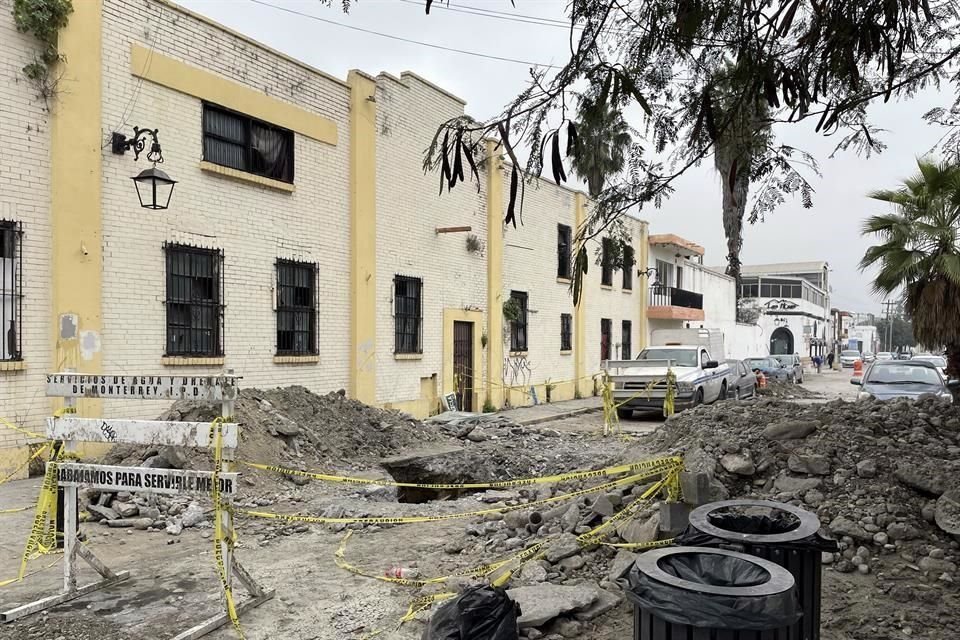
[{"x1": 453, "y1": 321, "x2": 474, "y2": 412}]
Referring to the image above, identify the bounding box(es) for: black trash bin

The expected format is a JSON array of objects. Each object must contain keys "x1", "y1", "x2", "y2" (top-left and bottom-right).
[
  {"x1": 678, "y1": 499, "x2": 839, "y2": 640},
  {"x1": 622, "y1": 546, "x2": 800, "y2": 640}
]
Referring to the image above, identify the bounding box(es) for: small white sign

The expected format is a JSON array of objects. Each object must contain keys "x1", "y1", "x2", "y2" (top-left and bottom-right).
[
  {"x1": 45, "y1": 373, "x2": 236, "y2": 401},
  {"x1": 54, "y1": 463, "x2": 238, "y2": 496},
  {"x1": 46, "y1": 418, "x2": 239, "y2": 449}
]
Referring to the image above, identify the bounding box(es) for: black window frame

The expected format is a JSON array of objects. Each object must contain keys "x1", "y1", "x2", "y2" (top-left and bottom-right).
[
  {"x1": 622, "y1": 320, "x2": 632, "y2": 360},
  {"x1": 202, "y1": 102, "x2": 295, "y2": 183},
  {"x1": 510, "y1": 290, "x2": 528, "y2": 352},
  {"x1": 601, "y1": 238, "x2": 614, "y2": 286},
  {"x1": 600, "y1": 318, "x2": 612, "y2": 361},
  {"x1": 0, "y1": 220, "x2": 23, "y2": 362},
  {"x1": 557, "y1": 224, "x2": 572, "y2": 280},
  {"x1": 622, "y1": 243, "x2": 634, "y2": 290},
  {"x1": 275, "y1": 259, "x2": 318, "y2": 356},
  {"x1": 164, "y1": 243, "x2": 225, "y2": 358},
  {"x1": 560, "y1": 313, "x2": 572, "y2": 352},
  {"x1": 394, "y1": 275, "x2": 423, "y2": 355}
]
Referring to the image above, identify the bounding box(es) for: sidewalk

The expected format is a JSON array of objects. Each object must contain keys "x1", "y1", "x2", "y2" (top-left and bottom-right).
[{"x1": 495, "y1": 396, "x2": 602, "y2": 426}]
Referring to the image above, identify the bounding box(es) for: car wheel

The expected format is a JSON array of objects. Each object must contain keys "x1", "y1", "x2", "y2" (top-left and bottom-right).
[
  {"x1": 616, "y1": 408, "x2": 633, "y2": 420},
  {"x1": 693, "y1": 388, "x2": 704, "y2": 407},
  {"x1": 718, "y1": 382, "x2": 727, "y2": 402}
]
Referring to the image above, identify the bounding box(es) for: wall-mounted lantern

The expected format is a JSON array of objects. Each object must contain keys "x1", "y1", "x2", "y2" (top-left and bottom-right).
[
  {"x1": 111, "y1": 127, "x2": 176, "y2": 210},
  {"x1": 639, "y1": 267, "x2": 659, "y2": 286}
]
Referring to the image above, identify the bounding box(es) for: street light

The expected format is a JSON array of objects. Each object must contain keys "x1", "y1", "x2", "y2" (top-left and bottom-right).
[{"x1": 111, "y1": 126, "x2": 176, "y2": 210}]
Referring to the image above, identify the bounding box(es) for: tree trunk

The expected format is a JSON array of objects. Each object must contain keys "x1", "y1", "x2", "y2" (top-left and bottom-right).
[
  {"x1": 947, "y1": 345, "x2": 960, "y2": 400},
  {"x1": 715, "y1": 152, "x2": 751, "y2": 295}
]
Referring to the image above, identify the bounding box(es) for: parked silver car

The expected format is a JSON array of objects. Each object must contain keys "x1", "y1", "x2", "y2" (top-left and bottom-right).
[
  {"x1": 772, "y1": 354, "x2": 804, "y2": 383},
  {"x1": 724, "y1": 360, "x2": 758, "y2": 400},
  {"x1": 839, "y1": 350, "x2": 861, "y2": 368}
]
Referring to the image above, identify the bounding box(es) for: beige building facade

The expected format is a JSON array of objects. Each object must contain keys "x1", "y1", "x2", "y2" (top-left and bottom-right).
[{"x1": 0, "y1": 0, "x2": 649, "y2": 478}]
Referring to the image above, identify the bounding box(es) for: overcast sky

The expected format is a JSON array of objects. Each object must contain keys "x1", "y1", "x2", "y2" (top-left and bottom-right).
[{"x1": 177, "y1": 0, "x2": 950, "y2": 313}]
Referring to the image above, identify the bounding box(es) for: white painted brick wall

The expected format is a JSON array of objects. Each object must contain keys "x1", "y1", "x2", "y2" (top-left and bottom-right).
[
  {"x1": 373, "y1": 73, "x2": 489, "y2": 407},
  {"x1": 0, "y1": 0, "x2": 54, "y2": 450},
  {"x1": 584, "y1": 213, "x2": 644, "y2": 375},
  {"x1": 502, "y1": 177, "x2": 578, "y2": 392},
  {"x1": 99, "y1": 0, "x2": 352, "y2": 420}
]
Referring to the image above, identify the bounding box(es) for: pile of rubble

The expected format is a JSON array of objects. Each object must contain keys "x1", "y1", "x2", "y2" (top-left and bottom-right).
[
  {"x1": 103, "y1": 386, "x2": 451, "y2": 486},
  {"x1": 757, "y1": 381, "x2": 823, "y2": 399},
  {"x1": 81, "y1": 488, "x2": 210, "y2": 536},
  {"x1": 648, "y1": 395, "x2": 960, "y2": 583}
]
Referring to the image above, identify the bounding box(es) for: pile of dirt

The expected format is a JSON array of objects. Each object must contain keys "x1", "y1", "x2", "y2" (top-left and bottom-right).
[
  {"x1": 756, "y1": 381, "x2": 823, "y2": 399},
  {"x1": 104, "y1": 386, "x2": 451, "y2": 484},
  {"x1": 641, "y1": 394, "x2": 960, "y2": 638}
]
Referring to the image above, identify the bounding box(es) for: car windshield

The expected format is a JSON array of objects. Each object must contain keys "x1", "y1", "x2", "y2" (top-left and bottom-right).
[
  {"x1": 636, "y1": 348, "x2": 698, "y2": 367},
  {"x1": 877, "y1": 353, "x2": 893, "y2": 359},
  {"x1": 913, "y1": 356, "x2": 947, "y2": 367},
  {"x1": 772, "y1": 355, "x2": 794, "y2": 366},
  {"x1": 866, "y1": 363, "x2": 943, "y2": 385},
  {"x1": 745, "y1": 358, "x2": 774, "y2": 369},
  {"x1": 841, "y1": 350, "x2": 860, "y2": 357}
]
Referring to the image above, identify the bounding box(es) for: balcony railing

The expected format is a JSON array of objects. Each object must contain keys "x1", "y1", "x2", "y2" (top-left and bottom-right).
[{"x1": 649, "y1": 285, "x2": 703, "y2": 310}]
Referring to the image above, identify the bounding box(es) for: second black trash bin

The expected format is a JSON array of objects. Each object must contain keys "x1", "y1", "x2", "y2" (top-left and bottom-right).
[
  {"x1": 621, "y1": 546, "x2": 800, "y2": 640},
  {"x1": 677, "y1": 499, "x2": 839, "y2": 640}
]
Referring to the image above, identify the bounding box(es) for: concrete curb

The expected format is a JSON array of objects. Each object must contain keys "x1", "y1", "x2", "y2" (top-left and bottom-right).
[{"x1": 514, "y1": 406, "x2": 602, "y2": 427}]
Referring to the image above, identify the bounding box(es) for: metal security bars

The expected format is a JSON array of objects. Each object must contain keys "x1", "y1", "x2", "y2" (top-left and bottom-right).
[
  {"x1": 560, "y1": 313, "x2": 572, "y2": 352},
  {"x1": 601, "y1": 318, "x2": 612, "y2": 361},
  {"x1": 510, "y1": 291, "x2": 528, "y2": 352},
  {"x1": 276, "y1": 260, "x2": 317, "y2": 355},
  {"x1": 0, "y1": 221, "x2": 22, "y2": 361},
  {"x1": 622, "y1": 320, "x2": 632, "y2": 360},
  {"x1": 164, "y1": 244, "x2": 224, "y2": 357},
  {"x1": 601, "y1": 238, "x2": 614, "y2": 286},
  {"x1": 557, "y1": 224, "x2": 572, "y2": 279},
  {"x1": 394, "y1": 275, "x2": 422, "y2": 354},
  {"x1": 202, "y1": 103, "x2": 295, "y2": 183}
]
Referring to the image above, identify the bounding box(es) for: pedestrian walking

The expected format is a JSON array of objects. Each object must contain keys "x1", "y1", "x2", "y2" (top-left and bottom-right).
[
  {"x1": 814, "y1": 354, "x2": 822, "y2": 373},
  {"x1": 826, "y1": 352, "x2": 835, "y2": 369}
]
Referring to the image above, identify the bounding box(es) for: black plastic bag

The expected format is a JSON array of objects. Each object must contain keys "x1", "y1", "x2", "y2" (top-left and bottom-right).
[
  {"x1": 422, "y1": 585, "x2": 521, "y2": 640},
  {"x1": 620, "y1": 553, "x2": 802, "y2": 630},
  {"x1": 676, "y1": 512, "x2": 839, "y2": 552}
]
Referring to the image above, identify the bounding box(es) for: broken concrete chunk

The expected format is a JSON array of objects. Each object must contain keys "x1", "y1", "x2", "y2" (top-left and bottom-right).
[
  {"x1": 507, "y1": 583, "x2": 601, "y2": 628},
  {"x1": 935, "y1": 490, "x2": 960, "y2": 536},
  {"x1": 574, "y1": 587, "x2": 621, "y2": 621},
  {"x1": 762, "y1": 420, "x2": 817, "y2": 441},
  {"x1": 856, "y1": 459, "x2": 878, "y2": 478},
  {"x1": 87, "y1": 505, "x2": 119, "y2": 522},
  {"x1": 773, "y1": 475, "x2": 822, "y2": 494},
  {"x1": 545, "y1": 533, "x2": 581, "y2": 563},
  {"x1": 181, "y1": 503, "x2": 205, "y2": 528},
  {"x1": 113, "y1": 502, "x2": 139, "y2": 518},
  {"x1": 719, "y1": 453, "x2": 756, "y2": 476},
  {"x1": 829, "y1": 516, "x2": 871, "y2": 542},
  {"x1": 787, "y1": 454, "x2": 830, "y2": 476}
]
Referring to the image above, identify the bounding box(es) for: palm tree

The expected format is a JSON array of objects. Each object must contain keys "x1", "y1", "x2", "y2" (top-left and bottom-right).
[
  {"x1": 569, "y1": 94, "x2": 632, "y2": 198},
  {"x1": 860, "y1": 158, "x2": 960, "y2": 379}
]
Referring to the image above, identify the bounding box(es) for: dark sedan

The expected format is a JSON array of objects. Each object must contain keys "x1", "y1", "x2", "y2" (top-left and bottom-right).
[
  {"x1": 725, "y1": 360, "x2": 758, "y2": 400},
  {"x1": 744, "y1": 357, "x2": 793, "y2": 383},
  {"x1": 851, "y1": 360, "x2": 958, "y2": 402}
]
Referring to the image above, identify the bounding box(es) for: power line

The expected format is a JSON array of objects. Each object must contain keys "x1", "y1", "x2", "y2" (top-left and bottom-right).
[
  {"x1": 397, "y1": 0, "x2": 577, "y2": 30},
  {"x1": 246, "y1": 0, "x2": 561, "y2": 68}
]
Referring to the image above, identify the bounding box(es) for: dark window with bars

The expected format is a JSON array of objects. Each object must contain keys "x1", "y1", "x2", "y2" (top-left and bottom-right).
[
  {"x1": 202, "y1": 103, "x2": 295, "y2": 183},
  {"x1": 557, "y1": 224, "x2": 572, "y2": 279},
  {"x1": 394, "y1": 276, "x2": 422, "y2": 354},
  {"x1": 164, "y1": 244, "x2": 224, "y2": 357},
  {"x1": 510, "y1": 291, "x2": 528, "y2": 352},
  {"x1": 622, "y1": 320, "x2": 632, "y2": 360},
  {"x1": 601, "y1": 238, "x2": 614, "y2": 286},
  {"x1": 276, "y1": 260, "x2": 317, "y2": 355},
  {"x1": 0, "y1": 221, "x2": 22, "y2": 361},
  {"x1": 622, "y1": 244, "x2": 634, "y2": 290},
  {"x1": 560, "y1": 313, "x2": 572, "y2": 352},
  {"x1": 601, "y1": 318, "x2": 612, "y2": 361}
]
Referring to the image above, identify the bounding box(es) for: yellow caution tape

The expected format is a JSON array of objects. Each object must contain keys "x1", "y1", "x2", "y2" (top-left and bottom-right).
[
  {"x1": 240, "y1": 462, "x2": 680, "y2": 526},
  {"x1": 0, "y1": 416, "x2": 44, "y2": 441},
  {"x1": 0, "y1": 442, "x2": 51, "y2": 489},
  {"x1": 0, "y1": 507, "x2": 31, "y2": 515},
  {"x1": 242, "y1": 455, "x2": 683, "y2": 491},
  {"x1": 210, "y1": 418, "x2": 245, "y2": 639}
]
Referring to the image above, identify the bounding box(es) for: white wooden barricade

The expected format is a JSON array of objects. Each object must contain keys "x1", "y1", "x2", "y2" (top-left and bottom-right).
[{"x1": 0, "y1": 370, "x2": 273, "y2": 640}]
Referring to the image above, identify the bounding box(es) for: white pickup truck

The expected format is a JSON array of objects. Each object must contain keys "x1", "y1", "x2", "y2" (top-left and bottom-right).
[{"x1": 604, "y1": 329, "x2": 730, "y2": 418}]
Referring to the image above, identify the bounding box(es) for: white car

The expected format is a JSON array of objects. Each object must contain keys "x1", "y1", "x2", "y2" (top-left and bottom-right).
[
  {"x1": 839, "y1": 350, "x2": 861, "y2": 368},
  {"x1": 911, "y1": 355, "x2": 948, "y2": 377},
  {"x1": 876, "y1": 352, "x2": 894, "y2": 361}
]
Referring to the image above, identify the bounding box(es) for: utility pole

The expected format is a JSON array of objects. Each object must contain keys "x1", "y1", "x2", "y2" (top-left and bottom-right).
[{"x1": 882, "y1": 300, "x2": 895, "y2": 353}]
